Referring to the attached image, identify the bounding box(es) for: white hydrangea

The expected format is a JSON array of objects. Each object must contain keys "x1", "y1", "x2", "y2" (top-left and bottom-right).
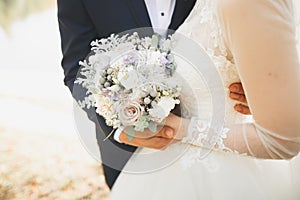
[{"x1": 148, "y1": 97, "x2": 176, "y2": 123}]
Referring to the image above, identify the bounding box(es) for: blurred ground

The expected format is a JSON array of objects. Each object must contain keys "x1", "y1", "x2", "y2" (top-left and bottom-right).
[
  {"x1": 0, "y1": 7, "x2": 109, "y2": 200},
  {"x1": 0, "y1": 128, "x2": 109, "y2": 200}
]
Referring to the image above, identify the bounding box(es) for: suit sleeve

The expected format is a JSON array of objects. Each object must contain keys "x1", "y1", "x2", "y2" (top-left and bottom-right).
[
  {"x1": 57, "y1": 0, "x2": 139, "y2": 153},
  {"x1": 57, "y1": 0, "x2": 97, "y2": 93},
  {"x1": 57, "y1": 0, "x2": 104, "y2": 125},
  {"x1": 58, "y1": 0, "x2": 107, "y2": 133}
]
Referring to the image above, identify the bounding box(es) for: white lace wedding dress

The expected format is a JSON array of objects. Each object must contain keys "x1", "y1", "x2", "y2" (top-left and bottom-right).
[{"x1": 110, "y1": 0, "x2": 300, "y2": 199}]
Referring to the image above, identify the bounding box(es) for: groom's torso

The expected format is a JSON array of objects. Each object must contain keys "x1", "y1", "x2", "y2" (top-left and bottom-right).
[
  {"x1": 82, "y1": 0, "x2": 196, "y2": 37},
  {"x1": 82, "y1": 0, "x2": 196, "y2": 140},
  {"x1": 59, "y1": 0, "x2": 196, "y2": 189}
]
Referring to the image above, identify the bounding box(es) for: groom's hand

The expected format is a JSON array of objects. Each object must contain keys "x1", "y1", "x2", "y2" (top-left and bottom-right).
[
  {"x1": 229, "y1": 83, "x2": 251, "y2": 115},
  {"x1": 119, "y1": 113, "x2": 189, "y2": 149},
  {"x1": 119, "y1": 126, "x2": 175, "y2": 149}
]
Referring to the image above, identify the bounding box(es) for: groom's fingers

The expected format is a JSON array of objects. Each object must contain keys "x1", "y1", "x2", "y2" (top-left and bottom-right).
[
  {"x1": 155, "y1": 127, "x2": 174, "y2": 139},
  {"x1": 119, "y1": 126, "x2": 175, "y2": 149},
  {"x1": 133, "y1": 126, "x2": 175, "y2": 139},
  {"x1": 119, "y1": 133, "x2": 174, "y2": 150}
]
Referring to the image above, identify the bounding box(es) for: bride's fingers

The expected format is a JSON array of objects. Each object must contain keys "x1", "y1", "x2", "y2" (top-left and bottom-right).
[
  {"x1": 229, "y1": 83, "x2": 245, "y2": 94},
  {"x1": 229, "y1": 92, "x2": 247, "y2": 103},
  {"x1": 234, "y1": 104, "x2": 251, "y2": 115}
]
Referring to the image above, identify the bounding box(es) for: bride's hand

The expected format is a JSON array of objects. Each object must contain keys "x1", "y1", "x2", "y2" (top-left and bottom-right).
[
  {"x1": 229, "y1": 82, "x2": 251, "y2": 115},
  {"x1": 118, "y1": 113, "x2": 190, "y2": 149}
]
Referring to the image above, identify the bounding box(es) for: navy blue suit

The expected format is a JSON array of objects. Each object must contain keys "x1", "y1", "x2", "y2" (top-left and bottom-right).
[{"x1": 57, "y1": 0, "x2": 196, "y2": 188}]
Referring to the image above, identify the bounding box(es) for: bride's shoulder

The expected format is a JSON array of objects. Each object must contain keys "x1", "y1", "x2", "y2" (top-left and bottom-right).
[
  {"x1": 216, "y1": 0, "x2": 293, "y2": 12},
  {"x1": 215, "y1": 0, "x2": 256, "y2": 20},
  {"x1": 216, "y1": 0, "x2": 257, "y2": 12},
  {"x1": 216, "y1": 0, "x2": 293, "y2": 22}
]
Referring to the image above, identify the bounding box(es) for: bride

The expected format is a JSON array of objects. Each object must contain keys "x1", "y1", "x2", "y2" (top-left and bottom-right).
[{"x1": 110, "y1": 0, "x2": 300, "y2": 199}]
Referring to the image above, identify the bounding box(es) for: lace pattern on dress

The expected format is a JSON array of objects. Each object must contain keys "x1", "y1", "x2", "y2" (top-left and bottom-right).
[
  {"x1": 178, "y1": 0, "x2": 248, "y2": 125},
  {"x1": 182, "y1": 117, "x2": 231, "y2": 152},
  {"x1": 175, "y1": 0, "x2": 251, "y2": 167}
]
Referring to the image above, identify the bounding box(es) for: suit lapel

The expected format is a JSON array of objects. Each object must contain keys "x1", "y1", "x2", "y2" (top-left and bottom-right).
[
  {"x1": 169, "y1": 0, "x2": 196, "y2": 30},
  {"x1": 125, "y1": 0, "x2": 152, "y2": 28}
]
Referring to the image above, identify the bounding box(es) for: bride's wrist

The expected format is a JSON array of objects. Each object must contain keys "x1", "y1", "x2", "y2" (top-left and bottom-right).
[
  {"x1": 173, "y1": 117, "x2": 191, "y2": 140},
  {"x1": 164, "y1": 113, "x2": 191, "y2": 140},
  {"x1": 178, "y1": 117, "x2": 208, "y2": 142}
]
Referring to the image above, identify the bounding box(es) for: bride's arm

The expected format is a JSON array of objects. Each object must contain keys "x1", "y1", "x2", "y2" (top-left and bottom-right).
[
  {"x1": 168, "y1": 0, "x2": 300, "y2": 159},
  {"x1": 216, "y1": 0, "x2": 300, "y2": 159}
]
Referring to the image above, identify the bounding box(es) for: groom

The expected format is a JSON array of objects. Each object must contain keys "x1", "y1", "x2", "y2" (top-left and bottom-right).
[{"x1": 58, "y1": 0, "x2": 249, "y2": 189}]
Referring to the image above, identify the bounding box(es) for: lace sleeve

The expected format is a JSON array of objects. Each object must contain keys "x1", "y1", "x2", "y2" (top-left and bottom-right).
[
  {"x1": 182, "y1": 117, "x2": 232, "y2": 153},
  {"x1": 219, "y1": 0, "x2": 300, "y2": 159},
  {"x1": 181, "y1": 0, "x2": 300, "y2": 159}
]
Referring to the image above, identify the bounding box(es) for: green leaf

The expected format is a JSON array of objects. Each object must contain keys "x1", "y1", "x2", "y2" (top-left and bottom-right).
[
  {"x1": 125, "y1": 126, "x2": 136, "y2": 142},
  {"x1": 148, "y1": 121, "x2": 157, "y2": 133}
]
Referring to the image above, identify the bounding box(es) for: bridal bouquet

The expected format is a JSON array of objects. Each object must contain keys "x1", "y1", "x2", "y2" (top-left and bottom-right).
[{"x1": 75, "y1": 33, "x2": 181, "y2": 140}]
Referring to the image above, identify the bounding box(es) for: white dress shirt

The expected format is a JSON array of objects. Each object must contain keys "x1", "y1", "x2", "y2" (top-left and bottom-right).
[
  {"x1": 144, "y1": 0, "x2": 176, "y2": 37},
  {"x1": 114, "y1": 0, "x2": 176, "y2": 143}
]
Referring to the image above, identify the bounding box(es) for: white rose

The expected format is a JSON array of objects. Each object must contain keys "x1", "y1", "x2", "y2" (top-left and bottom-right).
[
  {"x1": 148, "y1": 97, "x2": 176, "y2": 123},
  {"x1": 118, "y1": 101, "x2": 144, "y2": 126}
]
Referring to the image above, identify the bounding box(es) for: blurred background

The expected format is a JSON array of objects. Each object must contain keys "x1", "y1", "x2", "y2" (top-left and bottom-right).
[{"x1": 0, "y1": 0, "x2": 109, "y2": 199}]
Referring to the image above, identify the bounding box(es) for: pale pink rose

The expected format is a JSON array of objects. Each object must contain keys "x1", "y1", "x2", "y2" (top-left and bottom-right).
[{"x1": 118, "y1": 101, "x2": 143, "y2": 126}]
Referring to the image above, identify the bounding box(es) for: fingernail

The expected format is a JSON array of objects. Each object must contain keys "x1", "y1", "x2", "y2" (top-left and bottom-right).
[
  {"x1": 165, "y1": 129, "x2": 173, "y2": 138},
  {"x1": 232, "y1": 85, "x2": 239, "y2": 92},
  {"x1": 235, "y1": 105, "x2": 243, "y2": 112}
]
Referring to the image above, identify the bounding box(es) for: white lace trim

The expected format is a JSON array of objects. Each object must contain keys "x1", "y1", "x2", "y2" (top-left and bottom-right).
[
  {"x1": 174, "y1": 0, "x2": 252, "y2": 169},
  {"x1": 182, "y1": 117, "x2": 231, "y2": 152},
  {"x1": 178, "y1": 0, "x2": 248, "y2": 125}
]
